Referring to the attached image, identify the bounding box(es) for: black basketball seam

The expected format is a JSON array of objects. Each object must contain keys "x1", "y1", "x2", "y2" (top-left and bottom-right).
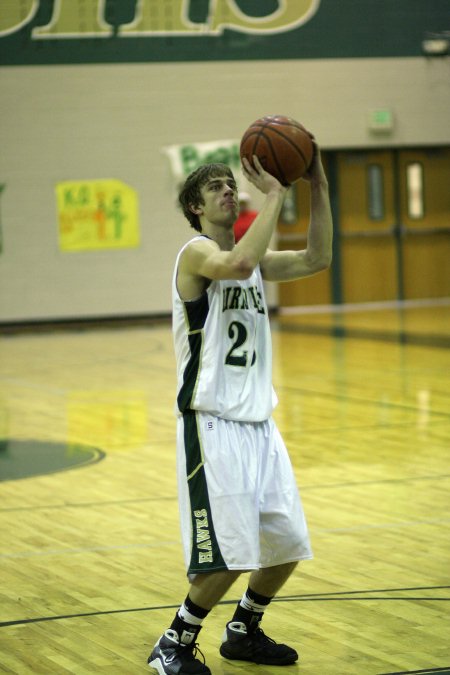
[
  {"x1": 241, "y1": 130, "x2": 267, "y2": 175},
  {"x1": 241, "y1": 129, "x2": 289, "y2": 185},
  {"x1": 240, "y1": 131, "x2": 261, "y2": 161},
  {"x1": 262, "y1": 133, "x2": 288, "y2": 185},
  {"x1": 262, "y1": 125, "x2": 310, "y2": 168}
]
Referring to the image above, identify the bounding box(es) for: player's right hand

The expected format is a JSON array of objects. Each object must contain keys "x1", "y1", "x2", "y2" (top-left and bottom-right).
[{"x1": 242, "y1": 155, "x2": 287, "y2": 196}]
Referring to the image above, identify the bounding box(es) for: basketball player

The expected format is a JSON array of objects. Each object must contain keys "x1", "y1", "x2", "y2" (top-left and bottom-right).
[{"x1": 148, "y1": 136, "x2": 333, "y2": 674}]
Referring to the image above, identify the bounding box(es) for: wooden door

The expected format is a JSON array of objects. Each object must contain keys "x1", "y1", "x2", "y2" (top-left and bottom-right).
[
  {"x1": 277, "y1": 157, "x2": 332, "y2": 307},
  {"x1": 398, "y1": 148, "x2": 450, "y2": 299},
  {"x1": 337, "y1": 151, "x2": 398, "y2": 303},
  {"x1": 277, "y1": 148, "x2": 450, "y2": 309}
]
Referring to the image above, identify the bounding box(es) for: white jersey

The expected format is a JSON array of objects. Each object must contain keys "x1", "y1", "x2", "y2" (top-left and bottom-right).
[{"x1": 172, "y1": 236, "x2": 278, "y2": 422}]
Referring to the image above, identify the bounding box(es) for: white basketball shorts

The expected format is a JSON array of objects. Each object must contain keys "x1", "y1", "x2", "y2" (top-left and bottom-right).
[{"x1": 177, "y1": 410, "x2": 313, "y2": 576}]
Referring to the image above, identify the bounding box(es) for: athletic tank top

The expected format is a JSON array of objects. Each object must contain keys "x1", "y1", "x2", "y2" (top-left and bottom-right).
[{"x1": 172, "y1": 236, "x2": 278, "y2": 422}]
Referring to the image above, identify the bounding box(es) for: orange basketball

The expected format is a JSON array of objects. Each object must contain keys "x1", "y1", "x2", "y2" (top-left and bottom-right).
[{"x1": 240, "y1": 115, "x2": 314, "y2": 186}]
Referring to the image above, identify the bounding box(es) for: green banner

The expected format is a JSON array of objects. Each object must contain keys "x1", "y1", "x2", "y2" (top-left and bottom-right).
[{"x1": 0, "y1": 0, "x2": 448, "y2": 65}]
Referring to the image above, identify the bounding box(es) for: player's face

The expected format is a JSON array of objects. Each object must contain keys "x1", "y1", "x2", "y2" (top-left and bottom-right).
[{"x1": 198, "y1": 175, "x2": 239, "y2": 225}]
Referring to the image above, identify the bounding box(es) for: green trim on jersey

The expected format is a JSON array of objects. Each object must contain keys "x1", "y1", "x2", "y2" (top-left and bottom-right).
[
  {"x1": 183, "y1": 411, "x2": 227, "y2": 574},
  {"x1": 177, "y1": 291, "x2": 209, "y2": 413}
]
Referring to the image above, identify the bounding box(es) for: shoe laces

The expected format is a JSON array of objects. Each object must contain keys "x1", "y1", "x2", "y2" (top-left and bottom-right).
[
  {"x1": 251, "y1": 627, "x2": 277, "y2": 648},
  {"x1": 181, "y1": 641, "x2": 207, "y2": 665},
  {"x1": 253, "y1": 626, "x2": 276, "y2": 644}
]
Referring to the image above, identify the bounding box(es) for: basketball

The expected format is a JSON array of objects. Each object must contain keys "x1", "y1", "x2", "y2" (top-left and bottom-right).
[{"x1": 240, "y1": 115, "x2": 314, "y2": 186}]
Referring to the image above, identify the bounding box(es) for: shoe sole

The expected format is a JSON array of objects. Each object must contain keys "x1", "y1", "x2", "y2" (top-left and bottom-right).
[
  {"x1": 147, "y1": 657, "x2": 165, "y2": 674},
  {"x1": 220, "y1": 646, "x2": 298, "y2": 666}
]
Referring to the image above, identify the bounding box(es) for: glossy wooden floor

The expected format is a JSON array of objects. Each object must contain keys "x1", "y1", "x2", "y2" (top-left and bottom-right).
[{"x1": 1, "y1": 303, "x2": 449, "y2": 674}]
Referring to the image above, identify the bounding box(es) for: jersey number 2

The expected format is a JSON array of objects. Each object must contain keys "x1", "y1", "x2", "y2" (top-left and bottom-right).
[{"x1": 225, "y1": 321, "x2": 256, "y2": 367}]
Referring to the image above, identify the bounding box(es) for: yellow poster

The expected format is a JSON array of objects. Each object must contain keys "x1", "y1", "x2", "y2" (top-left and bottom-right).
[{"x1": 56, "y1": 179, "x2": 140, "y2": 251}]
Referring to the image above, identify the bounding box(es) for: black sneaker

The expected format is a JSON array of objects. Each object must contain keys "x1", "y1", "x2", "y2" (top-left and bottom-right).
[
  {"x1": 148, "y1": 629, "x2": 211, "y2": 674},
  {"x1": 220, "y1": 621, "x2": 298, "y2": 666}
]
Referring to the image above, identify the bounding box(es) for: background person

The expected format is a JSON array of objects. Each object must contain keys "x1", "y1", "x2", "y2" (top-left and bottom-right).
[{"x1": 233, "y1": 190, "x2": 259, "y2": 242}]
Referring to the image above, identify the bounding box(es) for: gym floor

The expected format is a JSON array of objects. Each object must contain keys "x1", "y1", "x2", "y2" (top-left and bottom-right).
[{"x1": 1, "y1": 302, "x2": 449, "y2": 674}]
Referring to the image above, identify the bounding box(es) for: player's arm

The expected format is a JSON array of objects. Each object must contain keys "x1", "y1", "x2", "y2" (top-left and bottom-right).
[{"x1": 260, "y1": 146, "x2": 333, "y2": 282}]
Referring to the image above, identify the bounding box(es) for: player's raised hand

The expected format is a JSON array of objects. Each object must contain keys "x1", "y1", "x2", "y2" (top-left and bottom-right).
[
  {"x1": 302, "y1": 141, "x2": 327, "y2": 185},
  {"x1": 242, "y1": 155, "x2": 287, "y2": 195}
]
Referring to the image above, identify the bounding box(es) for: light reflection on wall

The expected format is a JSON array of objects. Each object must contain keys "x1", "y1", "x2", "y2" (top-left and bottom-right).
[{"x1": 417, "y1": 389, "x2": 430, "y2": 433}]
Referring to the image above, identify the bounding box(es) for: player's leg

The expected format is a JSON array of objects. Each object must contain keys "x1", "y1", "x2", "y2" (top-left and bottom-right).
[
  {"x1": 220, "y1": 418, "x2": 311, "y2": 666},
  {"x1": 148, "y1": 569, "x2": 240, "y2": 674},
  {"x1": 220, "y1": 562, "x2": 300, "y2": 666},
  {"x1": 149, "y1": 412, "x2": 258, "y2": 674},
  {"x1": 189, "y1": 569, "x2": 242, "y2": 608},
  {"x1": 248, "y1": 560, "x2": 299, "y2": 597}
]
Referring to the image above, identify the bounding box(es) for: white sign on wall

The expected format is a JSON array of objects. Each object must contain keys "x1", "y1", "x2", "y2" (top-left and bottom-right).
[{"x1": 163, "y1": 139, "x2": 245, "y2": 186}]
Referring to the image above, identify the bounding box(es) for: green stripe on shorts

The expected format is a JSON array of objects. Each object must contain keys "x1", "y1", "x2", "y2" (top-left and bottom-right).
[{"x1": 183, "y1": 411, "x2": 227, "y2": 574}]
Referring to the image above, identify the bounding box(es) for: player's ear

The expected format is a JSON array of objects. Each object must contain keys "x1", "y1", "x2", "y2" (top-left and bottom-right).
[{"x1": 189, "y1": 203, "x2": 203, "y2": 216}]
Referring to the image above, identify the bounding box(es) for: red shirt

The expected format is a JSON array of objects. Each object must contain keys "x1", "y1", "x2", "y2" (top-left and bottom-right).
[{"x1": 233, "y1": 210, "x2": 258, "y2": 243}]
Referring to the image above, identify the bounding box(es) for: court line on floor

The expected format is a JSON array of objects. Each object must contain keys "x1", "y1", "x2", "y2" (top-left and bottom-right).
[
  {"x1": 0, "y1": 495, "x2": 179, "y2": 513},
  {"x1": 1, "y1": 473, "x2": 449, "y2": 514},
  {"x1": 276, "y1": 322, "x2": 450, "y2": 349},
  {"x1": 313, "y1": 516, "x2": 450, "y2": 533},
  {"x1": 301, "y1": 474, "x2": 450, "y2": 491},
  {"x1": 1, "y1": 515, "x2": 449, "y2": 560},
  {"x1": 1, "y1": 585, "x2": 448, "y2": 628},
  {"x1": 378, "y1": 667, "x2": 450, "y2": 675},
  {"x1": 278, "y1": 298, "x2": 450, "y2": 315},
  {"x1": 0, "y1": 540, "x2": 180, "y2": 559},
  {"x1": 278, "y1": 385, "x2": 450, "y2": 418}
]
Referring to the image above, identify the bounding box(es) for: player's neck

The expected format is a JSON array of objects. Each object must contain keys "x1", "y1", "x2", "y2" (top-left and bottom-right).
[{"x1": 201, "y1": 222, "x2": 235, "y2": 250}]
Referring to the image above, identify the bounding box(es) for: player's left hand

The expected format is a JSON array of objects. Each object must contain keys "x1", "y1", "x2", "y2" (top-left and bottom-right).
[{"x1": 302, "y1": 140, "x2": 327, "y2": 185}]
